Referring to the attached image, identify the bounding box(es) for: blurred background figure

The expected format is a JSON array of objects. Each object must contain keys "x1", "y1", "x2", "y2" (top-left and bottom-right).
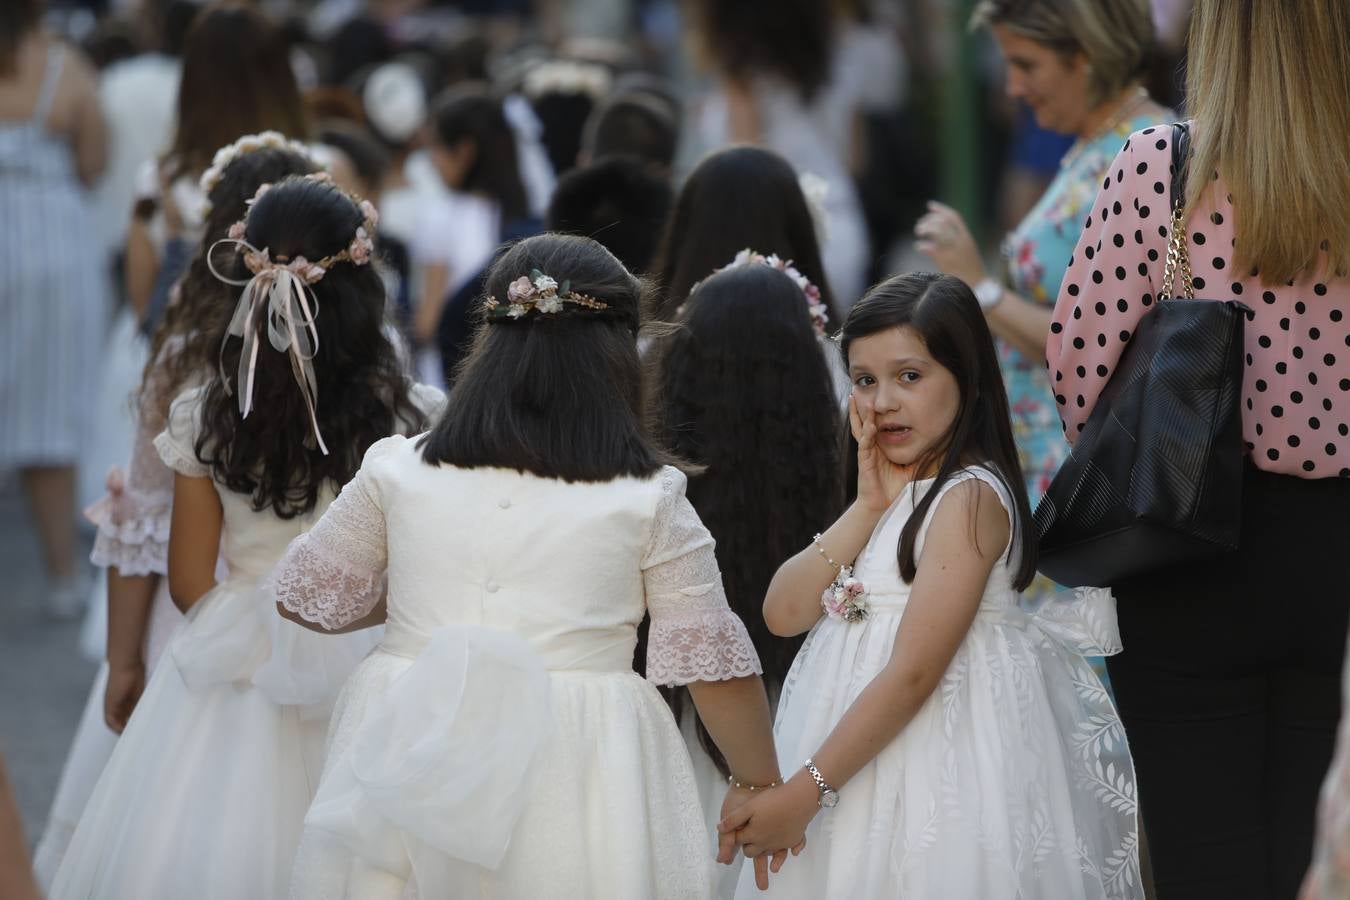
[
  {"x1": 0, "y1": 0, "x2": 108, "y2": 619},
  {"x1": 683, "y1": 0, "x2": 871, "y2": 309}
]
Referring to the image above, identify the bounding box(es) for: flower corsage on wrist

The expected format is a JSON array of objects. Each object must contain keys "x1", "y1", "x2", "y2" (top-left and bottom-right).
[
  {"x1": 822, "y1": 567, "x2": 869, "y2": 622},
  {"x1": 814, "y1": 534, "x2": 869, "y2": 622}
]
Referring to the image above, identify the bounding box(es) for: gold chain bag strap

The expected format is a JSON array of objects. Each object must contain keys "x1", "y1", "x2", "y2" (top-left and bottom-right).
[{"x1": 1032, "y1": 121, "x2": 1251, "y2": 587}]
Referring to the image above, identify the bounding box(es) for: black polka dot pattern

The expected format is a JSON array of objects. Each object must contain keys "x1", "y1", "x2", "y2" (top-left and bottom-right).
[{"x1": 1046, "y1": 125, "x2": 1350, "y2": 479}]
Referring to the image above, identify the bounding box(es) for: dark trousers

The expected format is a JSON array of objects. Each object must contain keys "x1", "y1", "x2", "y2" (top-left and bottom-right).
[{"x1": 1108, "y1": 465, "x2": 1350, "y2": 900}]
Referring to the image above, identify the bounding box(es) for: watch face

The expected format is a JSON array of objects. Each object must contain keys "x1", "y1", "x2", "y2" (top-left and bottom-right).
[{"x1": 821, "y1": 789, "x2": 839, "y2": 808}]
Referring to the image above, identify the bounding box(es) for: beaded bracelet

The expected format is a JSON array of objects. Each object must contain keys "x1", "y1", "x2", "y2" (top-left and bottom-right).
[
  {"x1": 727, "y1": 774, "x2": 782, "y2": 792},
  {"x1": 813, "y1": 533, "x2": 842, "y2": 570}
]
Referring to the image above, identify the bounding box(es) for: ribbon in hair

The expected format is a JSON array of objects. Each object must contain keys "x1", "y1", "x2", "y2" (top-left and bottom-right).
[{"x1": 207, "y1": 239, "x2": 329, "y2": 455}]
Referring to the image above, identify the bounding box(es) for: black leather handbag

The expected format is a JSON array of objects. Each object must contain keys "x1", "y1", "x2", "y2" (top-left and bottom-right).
[{"x1": 1033, "y1": 123, "x2": 1252, "y2": 588}]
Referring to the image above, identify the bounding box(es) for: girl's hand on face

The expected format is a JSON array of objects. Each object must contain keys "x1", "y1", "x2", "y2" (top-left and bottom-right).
[
  {"x1": 914, "y1": 201, "x2": 985, "y2": 288},
  {"x1": 849, "y1": 394, "x2": 911, "y2": 513}
]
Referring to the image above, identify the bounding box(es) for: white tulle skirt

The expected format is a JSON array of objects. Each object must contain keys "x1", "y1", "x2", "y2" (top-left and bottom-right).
[
  {"x1": 32, "y1": 578, "x2": 182, "y2": 890},
  {"x1": 736, "y1": 592, "x2": 1142, "y2": 900},
  {"x1": 290, "y1": 625, "x2": 714, "y2": 900},
  {"x1": 48, "y1": 577, "x2": 379, "y2": 900}
]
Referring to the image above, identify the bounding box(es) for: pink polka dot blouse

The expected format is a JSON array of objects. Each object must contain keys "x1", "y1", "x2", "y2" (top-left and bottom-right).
[{"x1": 1048, "y1": 125, "x2": 1350, "y2": 480}]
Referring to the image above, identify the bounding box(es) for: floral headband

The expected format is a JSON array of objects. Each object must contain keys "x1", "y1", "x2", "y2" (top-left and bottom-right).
[
  {"x1": 688, "y1": 249, "x2": 829, "y2": 337},
  {"x1": 484, "y1": 269, "x2": 610, "y2": 321},
  {"x1": 222, "y1": 174, "x2": 379, "y2": 284},
  {"x1": 205, "y1": 173, "x2": 381, "y2": 455},
  {"x1": 199, "y1": 131, "x2": 313, "y2": 212}
]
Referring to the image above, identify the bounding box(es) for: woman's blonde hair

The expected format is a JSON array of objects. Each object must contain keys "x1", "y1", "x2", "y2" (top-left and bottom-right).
[
  {"x1": 971, "y1": 0, "x2": 1153, "y2": 106},
  {"x1": 1186, "y1": 0, "x2": 1350, "y2": 284}
]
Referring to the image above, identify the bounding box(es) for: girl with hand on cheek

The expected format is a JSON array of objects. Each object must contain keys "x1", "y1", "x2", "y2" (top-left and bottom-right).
[{"x1": 722, "y1": 272, "x2": 1140, "y2": 899}]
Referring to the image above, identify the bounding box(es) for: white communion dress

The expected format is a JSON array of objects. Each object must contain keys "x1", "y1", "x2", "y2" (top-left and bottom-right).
[
  {"x1": 49, "y1": 383, "x2": 444, "y2": 900},
  {"x1": 737, "y1": 466, "x2": 1142, "y2": 900},
  {"x1": 270, "y1": 437, "x2": 762, "y2": 899}
]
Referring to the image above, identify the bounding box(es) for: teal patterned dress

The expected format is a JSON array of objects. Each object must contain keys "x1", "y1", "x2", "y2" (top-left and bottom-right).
[{"x1": 999, "y1": 109, "x2": 1168, "y2": 506}]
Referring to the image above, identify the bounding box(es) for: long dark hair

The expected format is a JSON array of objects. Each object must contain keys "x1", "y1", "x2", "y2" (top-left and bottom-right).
[
  {"x1": 138, "y1": 146, "x2": 321, "y2": 435},
  {"x1": 652, "y1": 146, "x2": 840, "y2": 322},
  {"x1": 687, "y1": 0, "x2": 834, "y2": 101},
  {"x1": 432, "y1": 84, "x2": 529, "y2": 223},
  {"x1": 839, "y1": 273, "x2": 1037, "y2": 590},
  {"x1": 166, "y1": 4, "x2": 310, "y2": 180},
  {"x1": 196, "y1": 176, "x2": 424, "y2": 517},
  {"x1": 658, "y1": 264, "x2": 844, "y2": 774},
  {"x1": 420, "y1": 233, "x2": 676, "y2": 482}
]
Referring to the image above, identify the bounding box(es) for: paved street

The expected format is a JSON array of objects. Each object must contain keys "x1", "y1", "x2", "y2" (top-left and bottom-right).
[{"x1": 0, "y1": 479, "x2": 99, "y2": 845}]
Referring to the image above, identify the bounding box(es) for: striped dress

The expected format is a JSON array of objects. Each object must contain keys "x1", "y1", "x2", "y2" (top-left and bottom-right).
[{"x1": 0, "y1": 43, "x2": 107, "y2": 468}]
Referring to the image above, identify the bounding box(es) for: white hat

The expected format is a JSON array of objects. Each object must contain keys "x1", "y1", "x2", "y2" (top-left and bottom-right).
[{"x1": 363, "y1": 62, "x2": 426, "y2": 145}]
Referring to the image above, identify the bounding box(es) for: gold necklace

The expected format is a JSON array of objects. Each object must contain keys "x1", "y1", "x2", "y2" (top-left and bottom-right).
[{"x1": 1061, "y1": 87, "x2": 1152, "y2": 170}]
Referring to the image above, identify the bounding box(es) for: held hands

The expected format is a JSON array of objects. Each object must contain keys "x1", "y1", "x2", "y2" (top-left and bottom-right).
[
  {"x1": 914, "y1": 201, "x2": 985, "y2": 287},
  {"x1": 717, "y1": 777, "x2": 815, "y2": 891},
  {"x1": 849, "y1": 394, "x2": 910, "y2": 513}
]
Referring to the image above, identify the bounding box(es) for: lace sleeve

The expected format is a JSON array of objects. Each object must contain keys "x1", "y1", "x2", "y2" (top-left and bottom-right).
[
  {"x1": 266, "y1": 442, "x2": 396, "y2": 630},
  {"x1": 87, "y1": 413, "x2": 176, "y2": 575},
  {"x1": 153, "y1": 386, "x2": 210, "y2": 478},
  {"x1": 642, "y1": 468, "x2": 761, "y2": 687}
]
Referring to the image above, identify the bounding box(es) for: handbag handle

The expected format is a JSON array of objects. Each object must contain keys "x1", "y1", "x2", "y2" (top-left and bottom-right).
[{"x1": 1160, "y1": 122, "x2": 1195, "y2": 301}]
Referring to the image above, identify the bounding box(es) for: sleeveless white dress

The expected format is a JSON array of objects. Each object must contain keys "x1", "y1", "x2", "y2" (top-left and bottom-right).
[
  {"x1": 49, "y1": 383, "x2": 444, "y2": 900},
  {"x1": 737, "y1": 466, "x2": 1142, "y2": 899},
  {"x1": 270, "y1": 438, "x2": 761, "y2": 899}
]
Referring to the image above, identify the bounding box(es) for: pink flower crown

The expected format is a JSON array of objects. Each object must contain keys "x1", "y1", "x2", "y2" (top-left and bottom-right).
[
  {"x1": 222, "y1": 173, "x2": 379, "y2": 284},
  {"x1": 688, "y1": 248, "x2": 829, "y2": 337},
  {"x1": 483, "y1": 269, "x2": 610, "y2": 321}
]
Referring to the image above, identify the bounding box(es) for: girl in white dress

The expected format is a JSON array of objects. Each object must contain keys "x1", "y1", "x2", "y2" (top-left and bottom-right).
[
  {"x1": 32, "y1": 137, "x2": 322, "y2": 889},
  {"x1": 50, "y1": 174, "x2": 444, "y2": 900},
  {"x1": 721, "y1": 273, "x2": 1141, "y2": 899},
  {"x1": 268, "y1": 233, "x2": 791, "y2": 899}
]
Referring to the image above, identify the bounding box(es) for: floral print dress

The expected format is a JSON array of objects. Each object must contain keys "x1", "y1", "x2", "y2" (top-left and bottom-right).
[{"x1": 1000, "y1": 110, "x2": 1168, "y2": 505}]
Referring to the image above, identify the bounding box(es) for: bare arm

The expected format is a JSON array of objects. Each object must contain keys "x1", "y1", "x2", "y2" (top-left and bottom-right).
[
  {"x1": 0, "y1": 758, "x2": 40, "y2": 900},
  {"x1": 103, "y1": 568, "x2": 157, "y2": 732},
  {"x1": 166, "y1": 473, "x2": 223, "y2": 613},
  {"x1": 762, "y1": 501, "x2": 885, "y2": 637},
  {"x1": 687, "y1": 675, "x2": 779, "y2": 787},
  {"x1": 414, "y1": 261, "x2": 449, "y2": 345},
  {"x1": 125, "y1": 216, "x2": 159, "y2": 321},
  {"x1": 982, "y1": 288, "x2": 1055, "y2": 361},
  {"x1": 916, "y1": 201, "x2": 1054, "y2": 361},
  {"x1": 69, "y1": 60, "x2": 106, "y2": 187}
]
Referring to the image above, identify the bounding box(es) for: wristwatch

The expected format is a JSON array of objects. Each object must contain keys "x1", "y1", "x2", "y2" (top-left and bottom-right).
[
  {"x1": 803, "y1": 758, "x2": 839, "y2": 809},
  {"x1": 973, "y1": 277, "x2": 1005, "y2": 311}
]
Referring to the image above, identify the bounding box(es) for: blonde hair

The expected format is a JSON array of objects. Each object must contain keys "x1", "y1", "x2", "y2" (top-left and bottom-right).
[
  {"x1": 971, "y1": 0, "x2": 1153, "y2": 105},
  {"x1": 1186, "y1": 0, "x2": 1350, "y2": 284}
]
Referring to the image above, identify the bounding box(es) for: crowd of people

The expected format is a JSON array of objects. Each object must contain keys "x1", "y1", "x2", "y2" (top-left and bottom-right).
[{"x1": 1, "y1": 0, "x2": 1348, "y2": 898}]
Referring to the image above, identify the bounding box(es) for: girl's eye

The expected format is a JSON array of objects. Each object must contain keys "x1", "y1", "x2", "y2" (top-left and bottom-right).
[
  {"x1": 900, "y1": 371, "x2": 921, "y2": 383},
  {"x1": 853, "y1": 375, "x2": 875, "y2": 387}
]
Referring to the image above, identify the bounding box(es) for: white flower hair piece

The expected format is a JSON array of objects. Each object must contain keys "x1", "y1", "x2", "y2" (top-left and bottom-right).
[
  {"x1": 688, "y1": 248, "x2": 830, "y2": 337},
  {"x1": 484, "y1": 268, "x2": 609, "y2": 322},
  {"x1": 522, "y1": 59, "x2": 613, "y2": 101},
  {"x1": 199, "y1": 131, "x2": 315, "y2": 212}
]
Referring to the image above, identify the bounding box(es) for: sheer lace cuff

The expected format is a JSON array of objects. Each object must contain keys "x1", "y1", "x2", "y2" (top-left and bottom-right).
[
  {"x1": 86, "y1": 482, "x2": 172, "y2": 576},
  {"x1": 268, "y1": 532, "x2": 386, "y2": 631},
  {"x1": 646, "y1": 596, "x2": 762, "y2": 687}
]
